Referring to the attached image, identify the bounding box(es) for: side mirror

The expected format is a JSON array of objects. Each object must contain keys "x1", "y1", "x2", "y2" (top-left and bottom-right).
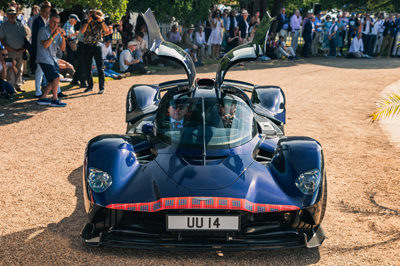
[{"x1": 142, "y1": 123, "x2": 154, "y2": 133}]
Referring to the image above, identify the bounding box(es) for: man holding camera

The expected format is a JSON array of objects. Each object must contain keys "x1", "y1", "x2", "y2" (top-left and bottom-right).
[
  {"x1": 36, "y1": 14, "x2": 67, "y2": 107},
  {"x1": 360, "y1": 12, "x2": 375, "y2": 56},
  {"x1": 80, "y1": 9, "x2": 109, "y2": 94},
  {"x1": 0, "y1": 7, "x2": 27, "y2": 92}
]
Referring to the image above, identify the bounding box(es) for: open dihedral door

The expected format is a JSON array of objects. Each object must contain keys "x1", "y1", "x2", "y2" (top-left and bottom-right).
[{"x1": 140, "y1": 9, "x2": 196, "y2": 89}]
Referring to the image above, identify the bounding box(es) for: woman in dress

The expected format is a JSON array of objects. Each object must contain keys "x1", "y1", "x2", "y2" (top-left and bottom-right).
[
  {"x1": 322, "y1": 16, "x2": 332, "y2": 57},
  {"x1": 208, "y1": 9, "x2": 224, "y2": 60}
]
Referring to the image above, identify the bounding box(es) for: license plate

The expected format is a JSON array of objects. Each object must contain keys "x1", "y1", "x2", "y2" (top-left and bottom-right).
[{"x1": 166, "y1": 215, "x2": 240, "y2": 231}]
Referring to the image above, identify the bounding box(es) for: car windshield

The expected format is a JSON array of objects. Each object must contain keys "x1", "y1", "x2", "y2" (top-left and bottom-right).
[{"x1": 155, "y1": 94, "x2": 257, "y2": 150}]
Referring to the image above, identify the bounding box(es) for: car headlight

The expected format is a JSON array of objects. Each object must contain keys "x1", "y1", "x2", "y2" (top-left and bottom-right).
[
  {"x1": 88, "y1": 167, "x2": 113, "y2": 193},
  {"x1": 295, "y1": 169, "x2": 321, "y2": 195}
]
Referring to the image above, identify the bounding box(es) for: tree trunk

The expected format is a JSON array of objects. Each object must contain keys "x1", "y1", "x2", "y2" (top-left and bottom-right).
[{"x1": 270, "y1": 0, "x2": 287, "y2": 33}]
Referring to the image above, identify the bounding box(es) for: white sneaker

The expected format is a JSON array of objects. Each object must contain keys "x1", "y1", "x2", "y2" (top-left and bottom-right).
[{"x1": 337, "y1": 52, "x2": 342, "y2": 57}]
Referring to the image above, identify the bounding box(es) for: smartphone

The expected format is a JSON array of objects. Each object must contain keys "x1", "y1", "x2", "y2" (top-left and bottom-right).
[{"x1": 5, "y1": 58, "x2": 13, "y2": 63}]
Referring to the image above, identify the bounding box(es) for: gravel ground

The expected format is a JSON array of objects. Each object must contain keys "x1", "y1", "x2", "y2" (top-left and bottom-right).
[{"x1": 1, "y1": 58, "x2": 400, "y2": 265}]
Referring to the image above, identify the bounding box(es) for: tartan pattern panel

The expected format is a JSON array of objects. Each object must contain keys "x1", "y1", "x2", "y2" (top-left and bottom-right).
[{"x1": 106, "y1": 196, "x2": 300, "y2": 213}]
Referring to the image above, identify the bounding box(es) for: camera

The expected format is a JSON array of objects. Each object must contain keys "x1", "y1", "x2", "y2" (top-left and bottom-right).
[
  {"x1": 5, "y1": 58, "x2": 13, "y2": 63},
  {"x1": 91, "y1": 14, "x2": 98, "y2": 20}
]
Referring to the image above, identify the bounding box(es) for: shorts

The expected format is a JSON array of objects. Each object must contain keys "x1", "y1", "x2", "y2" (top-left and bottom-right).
[{"x1": 39, "y1": 63, "x2": 60, "y2": 82}]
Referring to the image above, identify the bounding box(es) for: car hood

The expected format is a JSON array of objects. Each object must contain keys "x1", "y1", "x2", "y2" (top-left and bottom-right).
[{"x1": 155, "y1": 153, "x2": 254, "y2": 190}]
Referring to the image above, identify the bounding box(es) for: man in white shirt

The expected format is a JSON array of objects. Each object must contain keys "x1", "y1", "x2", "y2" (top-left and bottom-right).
[
  {"x1": 102, "y1": 36, "x2": 116, "y2": 69},
  {"x1": 348, "y1": 32, "x2": 370, "y2": 58},
  {"x1": 290, "y1": 10, "x2": 302, "y2": 53},
  {"x1": 119, "y1": 41, "x2": 152, "y2": 74},
  {"x1": 360, "y1": 12, "x2": 374, "y2": 56},
  {"x1": 372, "y1": 13, "x2": 384, "y2": 56},
  {"x1": 194, "y1": 26, "x2": 211, "y2": 60}
]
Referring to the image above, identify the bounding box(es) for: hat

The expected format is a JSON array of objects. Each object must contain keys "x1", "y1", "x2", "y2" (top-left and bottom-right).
[
  {"x1": 127, "y1": 41, "x2": 138, "y2": 46},
  {"x1": 69, "y1": 14, "x2": 81, "y2": 22},
  {"x1": 189, "y1": 24, "x2": 195, "y2": 30},
  {"x1": 6, "y1": 7, "x2": 16, "y2": 14},
  {"x1": 316, "y1": 11, "x2": 321, "y2": 15},
  {"x1": 242, "y1": 10, "x2": 249, "y2": 15},
  {"x1": 351, "y1": 12, "x2": 356, "y2": 16},
  {"x1": 104, "y1": 36, "x2": 112, "y2": 42}
]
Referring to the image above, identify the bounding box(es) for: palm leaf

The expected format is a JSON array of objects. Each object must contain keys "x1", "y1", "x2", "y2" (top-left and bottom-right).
[{"x1": 370, "y1": 91, "x2": 400, "y2": 122}]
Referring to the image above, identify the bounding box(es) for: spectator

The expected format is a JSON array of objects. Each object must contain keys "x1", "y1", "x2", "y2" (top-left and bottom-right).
[
  {"x1": 341, "y1": 12, "x2": 349, "y2": 47},
  {"x1": 227, "y1": 9, "x2": 238, "y2": 36},
  {"x1": 101, "y1": 36, "x2": 116, "y2": 69},
  {"x1": 134, "y1": 32, "x2": 148, "y2": 64},
  {"x1": 311, "y1": 11, "x2": 322, "y2": 56},
  {"x1": 222, "y1": 9, "x2": 229, "y2": 32},
  {"x1": 322, "y1": 15, "x2": 332, "y2": 56},
  {"x1": 119, "y1": 41, "x2": 153, "y2": 74},
  {"x1": 70, "y1": 25, "x2": 87, "y2": 88},
  {"x1": 27, "y1": 5, "x2": 39, "y2": 34},
  {"x1": 204, "y1": 10, "x2": 213, "y2": 43},
  {"x1": 347, "y1": 32, "x2": 370, "y2": 58},
  {"x1": 194, "y1": 26, "x2": 211, "y2": 60},
  {"x1": 63, "y1": 14, "x2": 80, "y2": 65},
  {"x1": 0, "y1": 6, "x2": 26, "y2": 92},
  {"x1": 391, "y1": 13, "x2": 400, "y2": 57},
  {"x1": 15, "y1": 2, "x2": 26, "y2": 26},
  {"x1": 36, "y1": 14, "x2": 67, "y2": 107},
  {"x1": 276, "y1": 8, "x2": 290, "y2": 42},
  {"x1": 180, "y1": 24, "x2": 197, "y2": 53},
  {"x1": 348, "y1": 13, "x2": 360, "y2": 50},
  {"x1": 378, "y1": 14, "x2": 397, "y2": 58},
  {"x1": 290, "y1": 10, "x2": 302, "y2": 53},
  {"x1": 31, "y1": 2, "x2": 52, "y2": 97},
  {"x1": 301, "y1": 15, "x2": 314, "y2": 57},
  {"x1": 327, "y1": 17, "x2": 338, "y2": 57},
  {"x1": 360, "y1": 12, "x2": 375, "y2": 57},
  {"x1": 189, "y1": 48, "x2": 204, "y2": 67},
  {"x1": 253, "y1": 11, "x2": 260, "y2": 25},
  {"x1": 58, "y1": 58, "x2": 75, "y2": 77},
  {"x1": 209, "y1": 9, "x2": 224, "y2": 59},
  {"x1": 373, "y1": 13, "x2": 385, "y2": 56},
  {"x1": 80, "y1": 8, "x2": 109, "y2": 94},
  {"x1": 265, "y1": 32, "x2": 277, "y2": 59},
  {"x1": 119, "y1": 12, "x2": 133, "y2": 48},
  {"x1": 167, "y1": 25, "x2": 181, "y2": 45},
  {"x1": 336, "y1": 16, "x2": 345, "y2": 56},
  {"x1": 238, "y1": 10, "x2": 249, "y2": 45},
  {"x1": 226, "y1": 26, "x2": 239, "y2": 53},
  {"x1": 276, "y1": 35, "x2": 298, "y2": 60},
  {"x1": 0, "y1": 47, "x2": 17, "y2": 100}
]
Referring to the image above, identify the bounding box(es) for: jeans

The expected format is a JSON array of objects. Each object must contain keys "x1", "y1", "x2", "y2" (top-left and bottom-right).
[
  {"x1": 93, "y1": 68, "x2": 120, "y2": 78},
  {"x1": 392, "y1": 32, "x2": 400, "y2": 55},
  {"x1": 72, "y1": 42, "x2": 87, "y2": 85},
  {"x1": 301, "y1": 34, "x2": 311, "y2": 56},
  {"x1": 0, "y1": 79, "x2": 16, "y2": 95},
  {"x1": 369, "y1": 35, "x2": 377, "y2": 56},
  {"x1": 362, "y1": 34, "x2": 371, "y2": 56},
  {"x1": 126, "y1": 62, "x2": 147, "y2": 74},
  {"x1": 329, "y1": 38, "x2": 337, "y2": 56},
  {"x1": 84, "y1": 44, "x2": 104, "y2": 90}
]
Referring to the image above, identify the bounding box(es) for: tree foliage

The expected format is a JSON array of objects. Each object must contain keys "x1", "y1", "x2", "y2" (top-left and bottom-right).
[{"x1": 127, "y1": 0, "x2": 214, "y2": 26}]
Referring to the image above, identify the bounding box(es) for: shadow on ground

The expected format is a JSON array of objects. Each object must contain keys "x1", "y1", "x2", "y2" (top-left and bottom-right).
[{"x1": 0, "y1": 166, "x2": 322, "y2": 265}]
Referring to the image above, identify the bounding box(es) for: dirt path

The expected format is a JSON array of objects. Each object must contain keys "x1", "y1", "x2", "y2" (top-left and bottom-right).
[{"x1": 1, "y1": 58, "x2": 400, "y2": 265}]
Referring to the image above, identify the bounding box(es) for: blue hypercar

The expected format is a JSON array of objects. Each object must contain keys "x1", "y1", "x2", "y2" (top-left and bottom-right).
[{"x1": 80, "y1": 9, "x2": 327, "y2": 250}]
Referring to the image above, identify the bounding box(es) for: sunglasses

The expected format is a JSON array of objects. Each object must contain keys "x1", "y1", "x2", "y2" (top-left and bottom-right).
[
  {"x1": 171, "y1": 105, "x2": 187, "y2": 110},
  {"x1": 0, "y1": 54, "x2": 8, "y2": 56}
]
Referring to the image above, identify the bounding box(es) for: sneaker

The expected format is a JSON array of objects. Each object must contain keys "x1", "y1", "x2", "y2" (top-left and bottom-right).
[
  {"x1": 123, "y1": 72, "x2": 131, "y2": 78},
  {"x1": 34, "y1": 94, "x2": 42, "y2": 98},
  {"x1": 50, "y1": 99, "x2": 67, "y2": 107},
  {"x1": 337, "y1": 52, "x2": 342, "y2": 57},
  {"x1": 57, "y1": 92, "x2": 68, "y2": 98},
  {"x1": 84, "y1": 87, "x2": 93, "y2": 93},
  {"x1": 22, "y1": 73, "x2": 31, "y2": 78},
  {"x1": 288, "y1": 56, "x2": 295, "y2": 60},
  {"x1": 324, "y1": 54, "x2": 329, "y2": 57},
  {"x1": 70, "y1": 81, "x2": 80, "y2": 86},
  {"x1": 157, "y1": 63, "x2": 164, "y2": 67},
  {"x1": 0, "y1": 113, "x2": 3, "y2": 117},
  {"x1": 38, "y1": 98, "x2": 51, "y2": 106},
  {"x1": 98, "y1": 89, "x2": 105, "y2": 94},
  {"x1": 0, "y1": 94, "x2": 14, "y2": 100}
]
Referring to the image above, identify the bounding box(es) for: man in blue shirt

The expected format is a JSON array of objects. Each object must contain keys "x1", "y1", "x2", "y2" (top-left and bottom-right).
[
  {"x1": 36, "y1": 14, "x2": 67, "y2": 107},
  {"x1": 311, "y1": 11, "x2": 322, "y2": 56},
  {"x1": 276, "y1": 8, "x2": 290, "y2": 42}
]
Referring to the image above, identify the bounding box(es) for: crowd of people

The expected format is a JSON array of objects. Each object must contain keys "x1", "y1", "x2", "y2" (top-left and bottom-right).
[
  {"x1": 0, "y1": 1, "x2": 156, "y2": 107},
  {"x1": 0, "y1": 2, "x2": 400, "y2": 109}
]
